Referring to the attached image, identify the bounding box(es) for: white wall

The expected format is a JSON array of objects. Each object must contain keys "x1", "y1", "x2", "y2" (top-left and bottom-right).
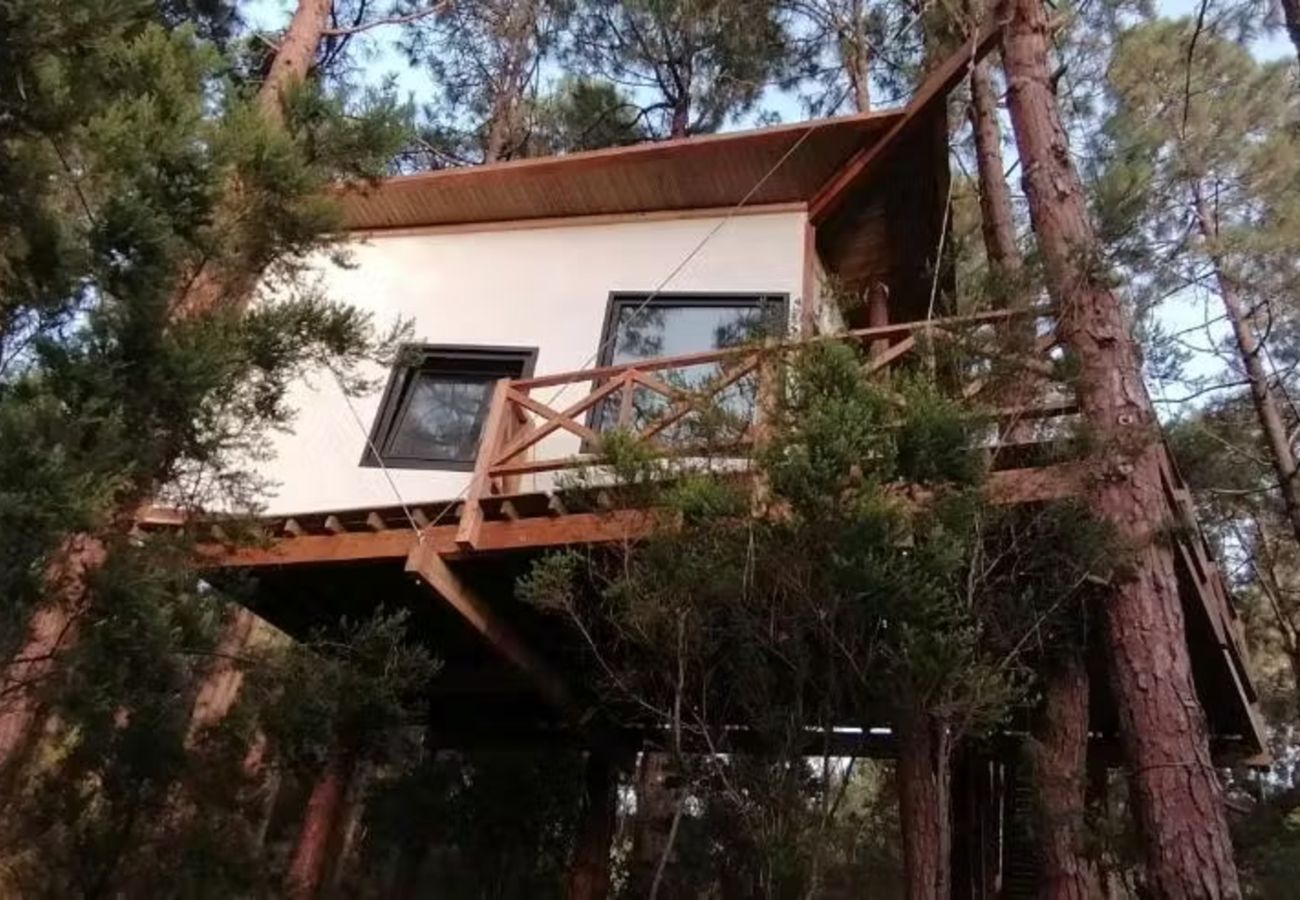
[{"x1": 255, "y1": 209, "x2": 809, "y2": 517}]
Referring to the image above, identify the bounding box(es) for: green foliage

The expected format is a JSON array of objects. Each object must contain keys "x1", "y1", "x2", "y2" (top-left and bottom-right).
[
  {"x1": 521, "y1": 341, "x2": 1114, "y2": 889},
  {"x1": 0, "y1": 0, "x2": 419, "y2": 891},
  {"x1": 532, "y1": 76, "x2": 650, "y2": 153},
  {"x1": 565, "y1": 0, "x2": 789, "y2": 136},
  {"x1": 353, "y1": 749, "x2": 586, "y2": 898},
  {"x1": 253, "y1": 611, "x2": 439, "y2": 773}
]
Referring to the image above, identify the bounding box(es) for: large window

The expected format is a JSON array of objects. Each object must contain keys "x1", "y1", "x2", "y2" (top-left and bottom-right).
[
  {"x1": 593, "y1": 293, "x2": 787, "y2": 436},
  {"x1": 363, "y1": 345, "x2": 537, "y2": 471}
]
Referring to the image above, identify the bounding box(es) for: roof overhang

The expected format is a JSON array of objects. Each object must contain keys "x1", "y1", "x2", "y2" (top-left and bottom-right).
[
  {"x1": 338, "y1": 110, "x2": 905, "y2": 233},
  {"x1": 336, "y1": 25, "x2": 1001, "y2": 237}
]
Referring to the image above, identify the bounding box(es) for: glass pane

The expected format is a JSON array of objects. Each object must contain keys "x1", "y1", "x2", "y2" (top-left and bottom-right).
[
  {"x1": 386, "y1": 372, "x2": 493, "y2": 461},
  {"x1": 596, "y1": 302, "x2": 779, "y2": 440},
  {"x1": 609, "y1": 304, "x2": 772, "y2": 365}
]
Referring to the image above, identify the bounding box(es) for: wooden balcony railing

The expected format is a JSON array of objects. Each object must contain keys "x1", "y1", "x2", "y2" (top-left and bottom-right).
[{"x1": 455, "y1": 307, "x2": 1068, "y2": 549}]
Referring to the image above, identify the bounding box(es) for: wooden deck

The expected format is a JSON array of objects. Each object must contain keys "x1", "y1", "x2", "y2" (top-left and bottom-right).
[{"x1": 140, "y1": 308, "x2": 1266, "y2": 759}]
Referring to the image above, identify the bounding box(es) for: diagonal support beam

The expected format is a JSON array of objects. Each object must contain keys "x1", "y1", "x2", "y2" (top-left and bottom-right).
[
  {"x1": 809, "y1": 23, "x2": 1003, "y2": 226},
  {"x1": 405, "y1": 540, "x2": 582, "y2": 719}
]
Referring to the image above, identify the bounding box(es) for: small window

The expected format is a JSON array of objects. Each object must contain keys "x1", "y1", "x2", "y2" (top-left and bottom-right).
[
  {"x1": 363, "y1": 345, "x2": 537, "y2": 471},
  {"x1": 592, "y1": 293, "x2": 787, "y2": 436}
]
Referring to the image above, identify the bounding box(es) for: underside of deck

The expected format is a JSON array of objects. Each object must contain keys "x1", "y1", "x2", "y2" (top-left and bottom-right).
[{"x1": 141, "y1": 438, "x2": 1265, "y2": 762}]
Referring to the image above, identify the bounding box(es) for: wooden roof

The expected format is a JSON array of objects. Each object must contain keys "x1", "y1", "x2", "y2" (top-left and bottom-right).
[{"x1": 338, "y1": 111, "x2": 905, "y2": 232}]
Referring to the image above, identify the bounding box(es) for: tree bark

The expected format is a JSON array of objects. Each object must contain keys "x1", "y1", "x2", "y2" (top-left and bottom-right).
[
  {"x1": 968, "y1": 58, "x2": 1022, "y2": 277},
  {"x1": 1193, "y1": 192, "x2": 1300, "y2": 551},
  {"x1": 670, "y1": 102, "x2": 690, "y2": 139},
  {"x1": 1281, "y1": 0, "x2": 1300, "y2": 67},
  {"x1": 0, "y1": 534, "x2": 104, "y2": 774},
  {"x1": 1001, "y1": 0, "x2": 1242, "y2": 895},
  {"x1": 481, "y1": 0, "x2": 539, "y2": 163},
  {"x1": 629, "y1": 752, "x2": 678, "y2": 892},
  {"x1": 0, "y1": 0, "x2": 340, "y2": 766},
  {"x1": 566, "y1": 751, "x2": 619, "y2": 900},
  {"x1": 286, "y1": 752, "x2": 358, "y2": 900},
  {"x1": 186, "y1": 607, "x2": 259, "y2": 742},
  {"x1": 1029, "y1": 656, "x2": 1100, "y2": 900},
  {"x1": 896, "y1": 709, "x2": 952, "y2": 900},
  {"x1": 258, "y1": 0, "x2": 333, "y2": 125},
  {"x1": 967, "y1": 51, "x2": 1040, "y2": 441},
  {"x1": 175, "y1": 0, "x2": 334, "y2": 319},
  {"x1": 843, "y1": 0, "x2": 871, "y2": 112}
]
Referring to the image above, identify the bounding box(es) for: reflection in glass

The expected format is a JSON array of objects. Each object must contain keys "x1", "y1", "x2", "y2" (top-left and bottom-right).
[
  {"x1": 386, "y1": 372, "x2": 493, "y2": 462},
  {"x1": 595, "y1": 300, "x2": 782, "y2": 441}
]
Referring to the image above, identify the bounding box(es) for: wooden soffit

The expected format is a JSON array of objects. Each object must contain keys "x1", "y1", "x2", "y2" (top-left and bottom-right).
[{"x1": 338, "y1": 111, "x2": 904, "y2": 232}]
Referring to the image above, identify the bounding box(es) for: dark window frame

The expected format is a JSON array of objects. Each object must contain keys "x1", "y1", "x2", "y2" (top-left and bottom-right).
[
  {"x1": 595, "y1": 292, "x2": 791, "y2": 370},
  {"x1": 588, "y1": 292, "x2": 789, "y2": 440},
  {"x1": 361, "y1": 343, "x2": 538, "y2": 472}
]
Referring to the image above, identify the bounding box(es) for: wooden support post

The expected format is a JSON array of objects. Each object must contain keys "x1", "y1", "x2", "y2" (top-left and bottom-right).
[
  {"x1": 405, "y1": 540, "x2": 578, "y2": 716},
  {"x1": 866, "y1": 281, "x2": 891, "y2": 361},
  {"x1": 457, "y1": 378, "x2": 512, "y2": 550},
  {"x1": 286, "y1": 751, "x2": 357, "y2": 900},
  {"x1": 566, "y1": 751, "x2": 620, "y2": 900},
  {"x1": 950, "y1": 750, "x2": 1005, "y2": 900}
]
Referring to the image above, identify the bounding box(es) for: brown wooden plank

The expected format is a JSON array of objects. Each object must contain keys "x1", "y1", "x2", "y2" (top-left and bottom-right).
[
  {"x1": 630, "y1": 370, "x2": 683, "y2": 401},
  {"x1": 983, "y1": 462, "x2": 1086, "y2": 505},
  {"x1": 196, "y1": 510, "x2": 662, "y2": 568},
  {"x1": 863, "y1": 335, "x2": 915, "y2": 375},
  {"x1": 492, "y1": 378, "x2": 626, "y2": 467},
  {"x1": 639, "y1": 357, "x2": 760, "y2": 442},
  {"x1": 406, "y1": 542, "x2": 580, "y2": 717},
  {"x1": 196, "y1": 530, "x2": 420, "y2": 567},
  {"x1": 506, "y1": 387, "x2": 603, "y2": 446},
  {"x1": 456, "y1": 378, "x2": 513, "y2": 550},
  {"x1": 512, "y1": 307, "x2": 1036, "y2": 392}
]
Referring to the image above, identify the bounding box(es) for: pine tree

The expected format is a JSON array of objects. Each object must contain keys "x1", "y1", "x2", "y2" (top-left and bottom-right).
[
  {"x1": 567, "y1": 0, "x2": 789, "y2": 137},
  {"x1": 1105, "y1": 19, "x2": 1300, "y2": 548},
  {"x1": 401, "y1": 0, "x2": 567, "y2": 164},
  {"x1": 1001, "y1": 0, "x2": 1244, "y2": 892}
]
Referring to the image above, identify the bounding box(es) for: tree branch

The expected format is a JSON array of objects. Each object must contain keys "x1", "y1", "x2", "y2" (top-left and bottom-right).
[{"x1": 320, "y1": 2, "x2": 451, "y2": 38}]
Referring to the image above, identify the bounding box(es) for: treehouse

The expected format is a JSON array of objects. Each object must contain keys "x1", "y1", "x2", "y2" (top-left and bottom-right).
[{"x1": 144, "y1": 36, "x2": 1263, "y2": 781}]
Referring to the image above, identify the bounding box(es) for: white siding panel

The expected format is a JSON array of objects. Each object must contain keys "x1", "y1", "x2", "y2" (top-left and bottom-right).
[{"x1": 255, "y1": 210, "x2": 808, "y2": 516}]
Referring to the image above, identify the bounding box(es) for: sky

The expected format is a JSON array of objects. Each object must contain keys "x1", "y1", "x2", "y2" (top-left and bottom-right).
[{"x1": 245, "y1": 0, "x2": 1296, "y2": 117}]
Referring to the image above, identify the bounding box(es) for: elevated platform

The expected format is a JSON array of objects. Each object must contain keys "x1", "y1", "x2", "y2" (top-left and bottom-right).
[{"x1": 141, "y1": 310, "x2": 1266, "y2": 760}]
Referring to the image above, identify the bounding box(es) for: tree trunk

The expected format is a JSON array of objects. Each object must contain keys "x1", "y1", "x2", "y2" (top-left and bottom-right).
[
  {"x1": 175, "y1": 0, "x2": 333, "y2": 319},
  {"x1": 967, "y1": 51, "x2": 1040, "y2": 441},
  {"x1": 258, "y1": 0, "x2": 333, "y2": 125},
  {"x1": 1029, "y1": 656, "x2": 1100, "y2": 900},
  {"x1": 286, "y1": 752, "x2": 358, "y2": 900},
  {"x1": 0, "y1": 0, "x2": 339, "y2": 766},
  {"x1": 0, "y1": 534, "x2": 104, "y2": 773},
  {"x1": 968, "y1": 58, "x2": 1022, "y2": 276},
  {"x1": 1193, "y1": 193, "x2": 1300, "y2": 551},
  {"x1": 629, "y1": 752, "x2": 678, "y2": 891},
  {"x1": 1001, "y1": 1, "x2": 1242, "y2": 895},
  {"x1": 566, "y1": 751, "x2": 619, "y2": 900},
  {"x1": 481, "y1": 0, "x2": 539, "y2": 163},
  {"x1": 670, "y1": 101, "x2": 690, "y2": 139},
  {"x1": 1282, "y1": 0, "x2": 1300, "y2": 66},
  {"x1": 896, "y1": 709, "x2": 952, "y2": 900},
  {"x1": 186, "y1": 607, "x2": 259, "y2": 742},
  {"x1": 844, "y1": 0, "x2": 871, "y2": 112}
]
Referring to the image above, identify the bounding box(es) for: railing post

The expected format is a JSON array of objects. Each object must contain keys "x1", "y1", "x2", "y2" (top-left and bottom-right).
[
  {"x1": 456, "y1": 378, "x2": 512, "y2": 551},
  {"x1": 617, "y1": 370, "x2": 636, "y2": 429},
  {"x1": 866, "y1": 281, "x2": 891, "y2": 361},
  {"x1": 751, "y1": 343, "x2": 778, "y2": 514}
]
